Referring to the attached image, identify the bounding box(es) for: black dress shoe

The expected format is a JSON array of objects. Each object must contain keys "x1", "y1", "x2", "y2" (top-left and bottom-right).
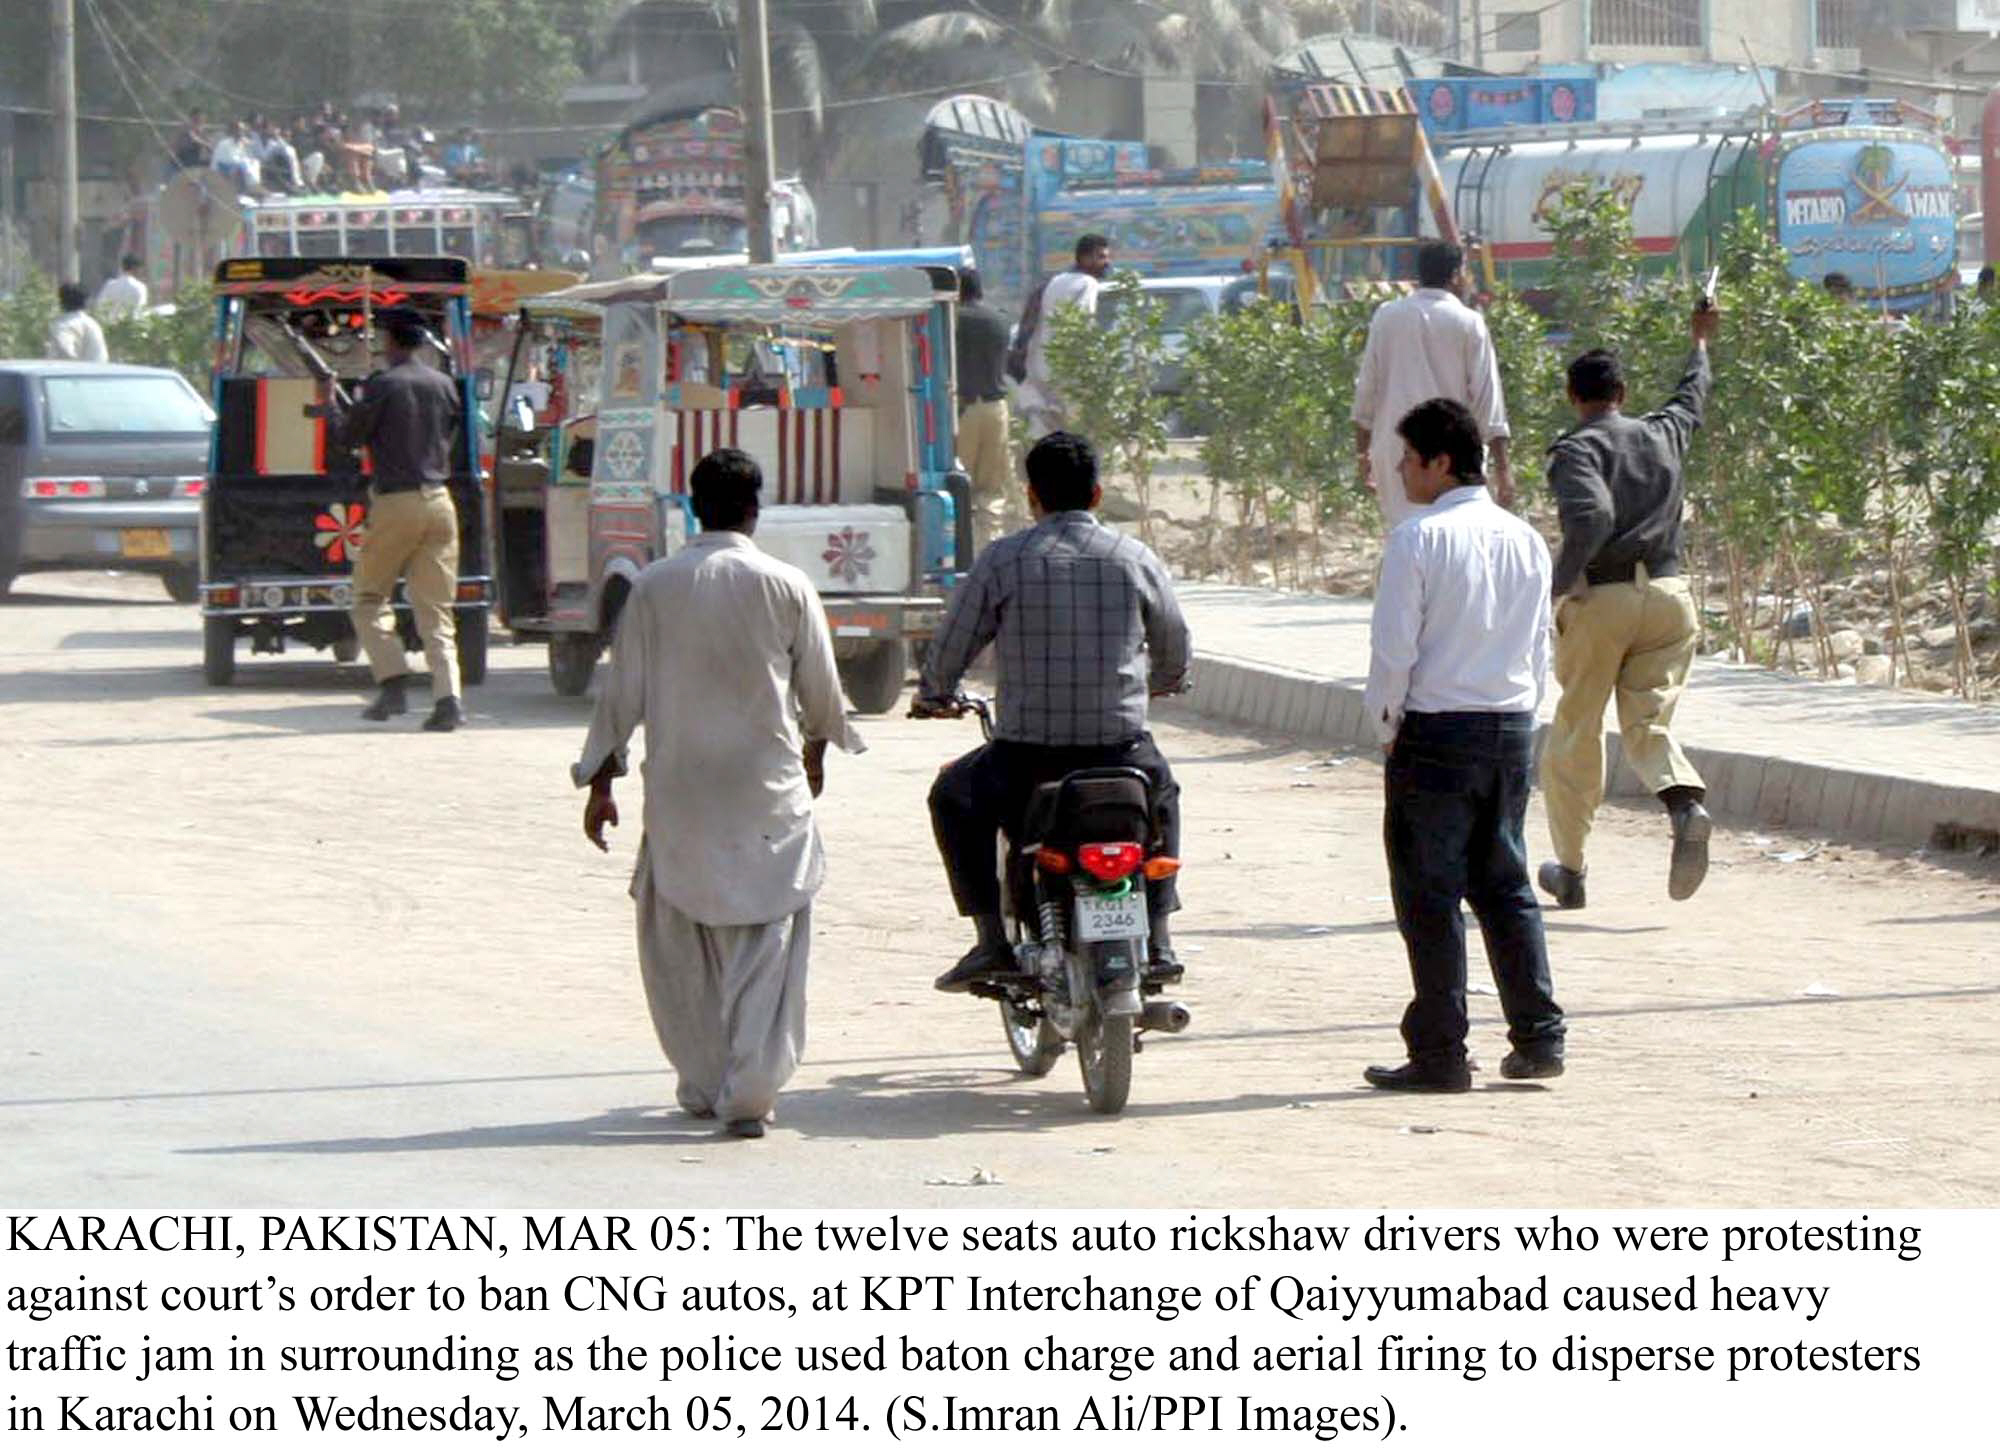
[
  {"x1": 422, "y1": 695, "x2": 466, "y2": 732},
  {"x1": 1144, "y1": 948, "x2": 1185, "y2": 987},
  {"x1": 725, "y1": 1118, "x2": 766, "y2": 1139},
  {"x1": 1363, "y1": 1059, "x2": 1472, "y2": 1093},
  {"x1": 1500, "y1": 1050, "x2": 1565, "y2": 1080},
  {"x1": 934, "y1": 943, "x2": 1014, "y2": 994},
  {"x1": 361, "y1": 675, "x2": 411, "y2": 721},
  {"x1": 1537, "y1": 860, "x2": 1586, "y2": 909},
  {"x1": 1668, "y1": 801, "x2": 1711, "y2": 901}
]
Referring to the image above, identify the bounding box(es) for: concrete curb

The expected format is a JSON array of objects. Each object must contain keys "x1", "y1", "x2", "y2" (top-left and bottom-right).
[{"x1": 1186, "y1": 651, "x2": 2000, "y2": 847}]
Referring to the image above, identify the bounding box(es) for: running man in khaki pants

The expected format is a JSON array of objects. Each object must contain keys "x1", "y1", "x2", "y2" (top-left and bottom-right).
[
  {"x1": 1539, "y1": 303, "x2": 1718, "y2": 908},
  {"x1": 953, "y1": 268, "x2": 1017, "y2": 551},
  {"x1": 316, "y1": 310, "x2": 467, "y2": 731}
]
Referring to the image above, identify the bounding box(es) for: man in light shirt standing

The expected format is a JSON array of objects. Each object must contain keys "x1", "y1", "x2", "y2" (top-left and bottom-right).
[
  {"x1": 92, "y1": 255, "x2": 149, "y2": 321},
  {"x1": 1361, "y1": 398, "x2": 1563, "y2": 1092},
  {"x1": 1351, "y1": 241, "x2": 1512, "y2": 528},
  {"x1": 1016, "y1": 233, "x2": 1111, "y2": 441},
  {"x1": 46, "y1": 283, "x2": 108, "y2": 363}
]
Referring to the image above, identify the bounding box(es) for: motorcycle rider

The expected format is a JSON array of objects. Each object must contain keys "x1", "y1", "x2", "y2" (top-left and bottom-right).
[{"x1": 913, "y1": 431, "x2": 1192, "y2": 993}]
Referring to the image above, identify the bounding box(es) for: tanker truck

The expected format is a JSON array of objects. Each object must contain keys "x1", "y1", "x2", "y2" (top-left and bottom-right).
[{"x1": 1428, "y1": 97, "x2": 1959, "y2": 314}]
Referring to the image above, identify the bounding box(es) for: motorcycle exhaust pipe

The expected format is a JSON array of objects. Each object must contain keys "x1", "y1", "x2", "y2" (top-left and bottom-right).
[{"x1": 1139, "y1": 1000, "x2": 1190, "y2": 1034}]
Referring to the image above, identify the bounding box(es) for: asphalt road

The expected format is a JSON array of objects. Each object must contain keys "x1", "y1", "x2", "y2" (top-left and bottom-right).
[{"x1": 4, "y1": 571, "x2": 1998, "y2": 1208}]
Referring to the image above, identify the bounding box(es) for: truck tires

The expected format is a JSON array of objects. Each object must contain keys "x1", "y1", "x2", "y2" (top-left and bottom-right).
[
  {"x1": 456, "y1": 605, "x2": 489, "y2": 687},
  {"x1": 161, "y1": 565, "x2": 200, "y2": 604},
  {"x1": 840, "y1": 638, "x2": 907, "y2": 715},
  {"x1": 202, "y1": 616, "x2": 235, "y2": 686},
  {"x1": 548, "y1": 634, "x2": 600, "y2": 697}
]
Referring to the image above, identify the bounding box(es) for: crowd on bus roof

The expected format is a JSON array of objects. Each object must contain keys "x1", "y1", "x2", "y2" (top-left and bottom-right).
[{"x1": 169, "y1": 104, "x2": 508, "y2": 198}]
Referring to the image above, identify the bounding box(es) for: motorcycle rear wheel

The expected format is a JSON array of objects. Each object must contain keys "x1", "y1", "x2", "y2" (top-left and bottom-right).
[
  {"x1": 1076, "y1": 1008, "x2": 1134, "y2": 1114},
  {"x1": 1000, "y1": 999, "x2": 1062, "y2": 1077}
]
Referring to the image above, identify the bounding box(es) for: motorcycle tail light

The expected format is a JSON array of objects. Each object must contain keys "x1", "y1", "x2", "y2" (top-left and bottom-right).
[
  {"x1": 1143, "y1": 856, "x2": 1181, "y2": 880},
  {"x1": 1078, "y1": 842, "x2": 1144, "y2": 882},
  {"x1": 1034, "y1": 847, "x2": 1072, "y2": 874}
]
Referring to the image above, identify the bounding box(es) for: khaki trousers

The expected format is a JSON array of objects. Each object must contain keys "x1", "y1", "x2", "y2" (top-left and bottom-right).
[
  {"x1": 350, "y1": 484, "x2": 461, "y2": 700},
  {"x1": 1542, "y1": 565, "x2": 1704, "y2": 871},
  {"x1": 957, "y1": 399, "x2": 1015, "y2": 552}
]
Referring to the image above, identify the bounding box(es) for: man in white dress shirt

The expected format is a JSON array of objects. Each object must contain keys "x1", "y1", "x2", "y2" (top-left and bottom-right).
[
  {"x1": 1351, "y1": 241, "x2": 1512, "y2": 528},
  {"x1": 1361, "y1": 398, "x2": 1563, "y2": 1092},
  {"x1": 574, "y1": 448, "x2": 864, "y2": 1139},
  {"x1": 92, "y1": 255, "x2": 149, "y2": 321},
  {"x1": 46, "y1": 283, "x2": 108, "y2": 363},
  {"x1": 1016, "y1": 233, "x2": 1110, "y2": 441}
]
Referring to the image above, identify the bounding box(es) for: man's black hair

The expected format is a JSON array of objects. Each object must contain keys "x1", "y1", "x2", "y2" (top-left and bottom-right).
[
  {"x1": 383, "y1": 315, "x2": 428, "y2": 351},
  {"x1": 1025, "y1": 430, "x2": 1097, "y2": 512},
  {"x1": 1980, "y1": 266, "x2": 1997, "y2": 289},
  {"x1": 120, "y1": 253, "x2": 143, "y2": 273},
  {"x1": 1395, "y1": 398, "x2": 1484, "y2": 483},
  {"x1": 1416, "y1": 240, "x2": 1463, "y2": 290},
  {"x1": 690, "y1": 447, "x2": 762, "y2": 531},
  {"x1": 1823, "y1": 272, "x2": 1854, "y2": 295},
  {"x1": 1075, "y1": 233, "x2": 1110, "y2": 263},
  {"x1": 958, "y1": 268, "x2": 982, "y2": 303},
  {"x1": 57, "y1": 282, "x2": 89, "y2": 313},
  {"x1": 1567, "y1": 348, "x2": 1624, "y2": 405}
]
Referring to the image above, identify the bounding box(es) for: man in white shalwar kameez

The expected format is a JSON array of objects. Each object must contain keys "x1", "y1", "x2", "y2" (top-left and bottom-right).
[{"x1": 573, "y1": 448, "x2": 864, "y2": 1139}]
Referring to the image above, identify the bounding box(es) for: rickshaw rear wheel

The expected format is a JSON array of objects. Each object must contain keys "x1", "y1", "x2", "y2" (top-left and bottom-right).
[
  {"x1": 840, "y1": 638, "x2": 907, "y2": 715},
  {"x1": 202, "y1": 616, "x2": 236, "y2": 686},
  {"x1": 456, "y1": 605, "x2": 489, "y2": 687},
  {"x1": 548, "y1": 633, "x2": 599, "y2": 696},
  {"x1": 161, "y1": 564, "x2": 199, "y2": 604}
]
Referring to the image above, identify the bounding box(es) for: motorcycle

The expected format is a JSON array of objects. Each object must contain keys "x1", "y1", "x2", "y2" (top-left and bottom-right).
[{"x1": 917, "y1": 694, "x2": 1190, "y2": 1114}]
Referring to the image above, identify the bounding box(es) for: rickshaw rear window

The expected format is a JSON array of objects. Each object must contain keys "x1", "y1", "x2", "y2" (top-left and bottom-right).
[
  {"x1": 347, "y1": 228, "x2": 389, "y2": 256},
  {"x1": 442, "y1": 227, "x2": 475, "y2": 260},
  {"x1": 298, "y1": 229, "x2": 340, "y2": 257},
  {"x1": 43, "y1": 375, "x2": 212, "y2": 435}
]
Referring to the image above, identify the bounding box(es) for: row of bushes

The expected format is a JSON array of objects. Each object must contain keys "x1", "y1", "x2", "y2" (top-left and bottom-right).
[
  {"x1": 1040, "y1": 186, "x2": 2000, "y2": 701},
  {"x1": 1, "y1": 271, "x2": 214, "y2": 386}
]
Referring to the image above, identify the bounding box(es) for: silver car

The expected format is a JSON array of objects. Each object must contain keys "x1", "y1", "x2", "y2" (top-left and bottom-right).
[{"x1": 0, "y1": 362, "x2": 212, "y2": 600}]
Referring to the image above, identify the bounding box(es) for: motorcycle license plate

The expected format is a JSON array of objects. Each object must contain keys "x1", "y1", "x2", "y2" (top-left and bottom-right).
[
  {"x1": 121, "y1": 528, "x2": 173, "y2": 559},
  {"x1": 1075, "y1": 891, "x2": 1146, "y2": 944}
]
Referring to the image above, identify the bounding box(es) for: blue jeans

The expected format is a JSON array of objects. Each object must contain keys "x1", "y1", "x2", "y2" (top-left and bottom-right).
[{"x1": 1384, "y1": 711, "x2": 1563, "y2": 1065}]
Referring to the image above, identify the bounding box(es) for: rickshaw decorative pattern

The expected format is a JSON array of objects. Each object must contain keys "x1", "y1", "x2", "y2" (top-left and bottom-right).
[
  {"x1": 821, "y1": 527, "x2": 876, "y2": 585},
  {"x1": 313, "y1": 502, "x2": 368, "y2": 565}
]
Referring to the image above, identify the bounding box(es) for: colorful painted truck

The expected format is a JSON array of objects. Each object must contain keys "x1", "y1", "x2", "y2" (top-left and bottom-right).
[
  {"x1": 491, "y1": 262, "x2": 969, "y2": 712},
  {"x1": 920, "y1": 94, "x2": 1278, "y2": 312},
  {"x1": 1429, "y1": 98, "x2": 1959, "y2": 313},
  {"x1": 591, "y1": 106, "x2": 816, "y2": 277}
]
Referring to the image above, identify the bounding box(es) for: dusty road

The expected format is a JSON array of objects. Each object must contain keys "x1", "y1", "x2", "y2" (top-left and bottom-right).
[{"x1": 3, "y1": 572, "x2": 1997, "y2": 1208}]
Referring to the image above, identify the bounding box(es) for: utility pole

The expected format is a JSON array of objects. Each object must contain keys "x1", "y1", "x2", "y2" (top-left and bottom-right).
[
  {"x1": 738, "y1": 0, "x2": 777, "y2": 263},
  {"x1": 52, "y1": 0, "x2": 80, "y2": 281}
]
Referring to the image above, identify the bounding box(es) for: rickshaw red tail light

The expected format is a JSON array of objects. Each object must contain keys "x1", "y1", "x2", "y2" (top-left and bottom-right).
[
  {"x1": 175, "y1": 477, "x2": 206, "y2": 498},
  {"x1": 208, "y1": 587, "x2": 240, "y2": 607},
  {"x1": 455, "y1": 582, "x2": 484, "y2": 602},
  {"x1": 1078, "y1": 842, "x2": 1145, "y2": 882}
]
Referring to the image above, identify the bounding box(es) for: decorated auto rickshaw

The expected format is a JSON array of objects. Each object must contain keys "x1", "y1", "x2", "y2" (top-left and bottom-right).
[
  {"x1": 198, "y1": 256, "x2": 492, "y2": 686},
  {"x1": 492, "y1": 261, "x2": 969, "y2": 711}
]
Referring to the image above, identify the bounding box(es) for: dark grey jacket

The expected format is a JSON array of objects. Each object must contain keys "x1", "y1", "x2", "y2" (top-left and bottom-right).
[{"x1": 1547, "y1": 348, "x2": 1711, "y2": 598}]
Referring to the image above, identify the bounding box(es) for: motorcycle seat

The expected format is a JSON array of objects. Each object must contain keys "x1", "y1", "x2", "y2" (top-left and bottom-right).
[{"x1": 1021, "y1": 768, "x2": 1153, "y2": 850}]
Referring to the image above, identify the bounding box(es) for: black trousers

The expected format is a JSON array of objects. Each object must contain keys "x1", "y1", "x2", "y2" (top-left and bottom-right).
[
  {"x1": 929, "y1": 734, "x2": 1181, "y2": 921},
  {"x1": 1384, "y1": 711, "x2": 1563, "y2": 1064}
]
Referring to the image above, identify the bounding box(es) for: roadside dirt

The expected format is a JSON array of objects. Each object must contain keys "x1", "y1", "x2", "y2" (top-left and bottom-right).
[{"x1": 4, "y1": 571, "x2": 1996, "y2": 1208}]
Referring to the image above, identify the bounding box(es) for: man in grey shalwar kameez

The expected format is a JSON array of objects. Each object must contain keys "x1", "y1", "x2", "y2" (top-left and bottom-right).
[{"x1": 574, "y1": 448, "x2": 864, "y2": 1139}]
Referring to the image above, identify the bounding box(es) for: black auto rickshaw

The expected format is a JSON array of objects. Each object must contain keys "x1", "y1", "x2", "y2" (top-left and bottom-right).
[{"x1": 199, "y1": 256, "x2": 492, "y2": 686}]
